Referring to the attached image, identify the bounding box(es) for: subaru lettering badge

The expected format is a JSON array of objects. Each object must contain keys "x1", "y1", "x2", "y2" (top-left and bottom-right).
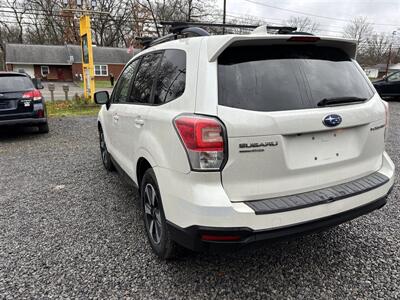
[{"x1": 323, "y1": 114, "x2": 342, "y2": 127}]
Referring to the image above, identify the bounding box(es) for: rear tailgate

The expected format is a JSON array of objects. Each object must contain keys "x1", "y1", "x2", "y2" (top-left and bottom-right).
[
  {"x1": 0, "y1": 91, "x2": 34, "y2": 115},
  {"x1": 218, "y1": 99, "x2": 385, "y2": 202},
  {"x1": 211, "y1": 36, "x2": 386, "y2": 202},
  {"x1": 0, "y1": 75, "x2": 35, "y2": 119}
]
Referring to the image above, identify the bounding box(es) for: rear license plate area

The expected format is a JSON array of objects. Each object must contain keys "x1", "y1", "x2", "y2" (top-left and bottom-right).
[
  {"x1": 0, "y1": 101, "x2": 10, "y2": 109},
  {"x1": 284, "y1": 127, "x2": 364, "y2": 169}
]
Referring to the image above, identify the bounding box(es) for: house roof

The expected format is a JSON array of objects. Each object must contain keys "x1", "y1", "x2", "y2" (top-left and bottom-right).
[{"x1": 5, "y1": 43, "x2": 139, "y2": 65}]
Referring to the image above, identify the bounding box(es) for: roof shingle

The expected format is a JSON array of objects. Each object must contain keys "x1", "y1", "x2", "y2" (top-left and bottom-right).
[{"x1": 5, "y1": 43, "x2": 139, "y2": 65}]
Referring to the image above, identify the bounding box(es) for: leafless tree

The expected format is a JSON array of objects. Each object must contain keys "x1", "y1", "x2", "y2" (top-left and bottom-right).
[
  {"x1": 0, "y1": 24, "x2": 23, "y2": 70},
  {"x1": 136, "y1": 0, "x2": 217, "y2": 37},
  {"x1": 24, "y1": 0, "x2": 66, "y2": 45},
  {"x1": 177, "y1": 0, "x2": 217, "y2": 22},
  {"x1": 286, "y1": 16, "x2": 319, "y2": 33},
  {"x1": 360, "y1": 33, "x2": 391, "y2": 65},
  {"x1": 90, "y1": 0, "x2": 134, "y2": 47},
  {"x1": 129, "y1": 0, "x2": 153, "y2": 38},
  {"x1": 343, "y1": 16, "x2": 373, "y2": 54},
  {"x1": 0, "y1": 0, "x2": 27, "y2": 43},
  {"x1": 0, "y1": 0, "x2": 28, "y2": 69}
]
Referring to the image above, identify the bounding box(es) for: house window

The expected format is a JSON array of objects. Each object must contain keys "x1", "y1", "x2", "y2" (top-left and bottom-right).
[
  {"x1": 41, "y1": 66, "x2": 49, "y2": 76},
  {"x1": 95, "y1": 65, "x2": 108, "y2": 76}
]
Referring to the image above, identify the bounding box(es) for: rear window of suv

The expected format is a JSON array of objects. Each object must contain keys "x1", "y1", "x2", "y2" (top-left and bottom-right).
[
  {"x1": 0, "y1": 75, "x2": 34, "y2": 93},
  {"x1": 218, "y1": 45, "x2": 373, "y2": 112}
]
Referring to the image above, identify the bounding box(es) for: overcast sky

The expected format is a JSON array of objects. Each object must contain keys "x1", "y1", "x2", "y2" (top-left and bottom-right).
[{"x1": 216, "y1": 0, "x2": 400, "y2": 37}]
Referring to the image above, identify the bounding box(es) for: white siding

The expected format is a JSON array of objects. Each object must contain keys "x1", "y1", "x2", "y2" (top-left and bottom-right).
[{"x1": 12, "y1": 64, "x2": 35, "y2": 77}]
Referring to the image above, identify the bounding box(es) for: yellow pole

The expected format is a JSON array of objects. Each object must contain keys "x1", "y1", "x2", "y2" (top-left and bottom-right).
[{"x1": 79, "y1": 15, "x2": 95, "y2": 101}]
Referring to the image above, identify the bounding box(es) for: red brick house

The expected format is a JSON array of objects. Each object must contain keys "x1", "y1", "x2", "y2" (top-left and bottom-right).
[{"x1": 5, "y1": 43, "x2": 138, "y2": 81}]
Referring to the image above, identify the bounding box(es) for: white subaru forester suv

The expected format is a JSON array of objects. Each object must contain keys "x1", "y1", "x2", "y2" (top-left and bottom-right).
[{"x1": 95, "y1": 26, "x2": 395, "y2": 259}]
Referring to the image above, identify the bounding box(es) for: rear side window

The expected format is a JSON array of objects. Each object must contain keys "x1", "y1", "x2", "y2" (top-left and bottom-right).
[
  {"x1": 218, "y1": 45, "x2": 373, "y2": 112},
  {"x1": 388, "y1": 72, "x2": 400, "y2": 82},
  {"x1": 130, "y1": 52, "x2": 163, "y2": 104},
  {"x1": 153, "y1": 50, "x2": 186, "y2": 104},
  {"x1": 0, "y1": 76, "x2": 34, "y2": 92}
]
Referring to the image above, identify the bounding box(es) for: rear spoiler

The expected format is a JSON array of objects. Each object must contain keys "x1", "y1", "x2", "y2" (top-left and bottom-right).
[{"x1": 207, "y1": 35, "x2": 357, "y2": 62}]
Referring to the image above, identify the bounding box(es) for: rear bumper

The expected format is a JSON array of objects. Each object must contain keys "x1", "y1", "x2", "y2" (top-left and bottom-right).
[
  {"x1": 167, "y1": 193, "x2": 389, "y2": 252},
  {"x1": 0, "y1": 117, "x2": 47, "y2": 126},
  {"x1": 155, "y1": 152, "x2": 395, "y2": 251},
  {"x1": 0, "y1": 102, "x2": 47, "y2": 126}
]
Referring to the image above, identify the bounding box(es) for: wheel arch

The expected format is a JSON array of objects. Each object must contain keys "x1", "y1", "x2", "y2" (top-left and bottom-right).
[{"x1": 136, "y1": 155, "x2": 155, "y2": 191}]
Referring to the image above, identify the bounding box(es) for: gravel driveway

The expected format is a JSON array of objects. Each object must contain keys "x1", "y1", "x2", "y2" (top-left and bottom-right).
[{"x1": 1, "y1": 103, "x2": 400, "y2": 299}]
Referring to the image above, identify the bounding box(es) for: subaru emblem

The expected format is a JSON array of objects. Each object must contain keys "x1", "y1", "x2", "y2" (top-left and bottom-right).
[{"x1": 323, "y1": 114, "x2": 342, "y2": 127}]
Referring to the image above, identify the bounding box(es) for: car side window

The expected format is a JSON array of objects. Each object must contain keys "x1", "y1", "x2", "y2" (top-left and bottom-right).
[
  {"x1": 388, "y1": 72, "x2": 400, "y2": 82},
  {"x1": 153, "y1": 50, "x2": 186, "y2": 105},
  {"x1": 129, "y1": 53, "x2": 163, "y2": 104},
  {"x1": 112, "y1": 59, "x2": 140, "y2": 103}
]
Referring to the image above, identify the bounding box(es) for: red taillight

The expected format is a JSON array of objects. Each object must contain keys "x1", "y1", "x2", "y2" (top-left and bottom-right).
[
  {"x1": 175, "y1": 117, "x2": 223, "y2": 151},
  {"x1": 201, "y1": 234, "x2": 241, "y2": 241},
  {"x1": 174, "y1": 115, "x2": 225, "y2": 170},
  {"x1": 23, "y1": 89, "x2": 42, "y2": 101},
  {"x1": 288, "y1": 36, "x2": 320, "y2": 42}
]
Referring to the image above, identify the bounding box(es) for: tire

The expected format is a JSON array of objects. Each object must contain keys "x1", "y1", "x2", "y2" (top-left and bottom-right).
[
  {"x1": 99, "y1": 128, "x2": 114, "y2": 171},
  {"x1": 38, "y1": 122, "x2": 49, "y2": 134},
  {"x1": 141, "y1": 168, "x2": 180, "y2": 259}
]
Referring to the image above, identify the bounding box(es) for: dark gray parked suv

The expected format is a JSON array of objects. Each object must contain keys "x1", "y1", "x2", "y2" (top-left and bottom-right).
[
  {"x1": 0, "y1": 72, "x2": 48, "y2": 133},
  {"x1": 373, "y1": 71, "x2": 400, "y2": 99}
]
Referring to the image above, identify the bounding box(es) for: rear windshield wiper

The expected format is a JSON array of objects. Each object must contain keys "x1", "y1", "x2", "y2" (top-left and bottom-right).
[{"x1": 317, "y1": 97, "x2": 367, "y2": 107}]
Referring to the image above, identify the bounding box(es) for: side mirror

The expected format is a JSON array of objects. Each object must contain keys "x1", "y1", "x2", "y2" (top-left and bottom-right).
[
  {"x1": 94, "y1": 91, "x2": 110, "y2": 105},
  {"x1": 32, "y1": 78, "x2": 44, "y2": 89}
]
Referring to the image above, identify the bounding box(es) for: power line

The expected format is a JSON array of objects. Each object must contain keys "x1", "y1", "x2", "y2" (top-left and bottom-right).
[
  {"x1": 225, "y1": 11, "x2": 350, "y2": 31},
  {"x1": 0, "y1": 8, "x2": 154, "y2": 24},
  {"x1": 1, "y1": 4, "x2": 400, "y2": 47},
  {"x1": 2, "y1": 2, "x2": 400, "y2": 30},
  {"x1": 0, "y1": 11, "x2": 155, "y2": 30},
  {"x1": 224, "y1": 13, "x2": 345, "y2": 35},
  {"x1": 242, "y1": 0, "x2": 400, "y2": 28},
  {"x1": 0, "y1": 5, "x2": 344, "y2": 33},
  {"x1": 0, "y1": 4, "x2": 397, "y2": 36}
]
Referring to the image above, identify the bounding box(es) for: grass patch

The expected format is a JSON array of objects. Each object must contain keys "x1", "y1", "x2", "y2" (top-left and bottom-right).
[
  {"x1": 79, "y1": 80, "x2": 114, "y2": 89},
  {"x1": 46, "y1": 100, "x2": 100, "y2": 117}
]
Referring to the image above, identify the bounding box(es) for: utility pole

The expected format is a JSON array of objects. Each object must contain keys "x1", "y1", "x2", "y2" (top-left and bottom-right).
[
  {"x1": 222, "y1": 0, "x2": 226, "y2": 34},
  {"x1": 385, "y1": 30, "x2": 397, "y2": 77},
  {"x1": 80, "y1": 14, "x2": 95, "y2": 100},
  {"x1": 62, "y1": 0, "x2": 107, "y2": 100}
]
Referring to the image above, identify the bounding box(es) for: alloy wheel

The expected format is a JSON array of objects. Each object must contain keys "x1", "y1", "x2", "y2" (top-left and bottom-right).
[
  {"x1": 144, "y1": 183, "x2": 163, "y2": 244},
  {"x1": 99, "y1": 131, "x2": 107, "y2": 164}
]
